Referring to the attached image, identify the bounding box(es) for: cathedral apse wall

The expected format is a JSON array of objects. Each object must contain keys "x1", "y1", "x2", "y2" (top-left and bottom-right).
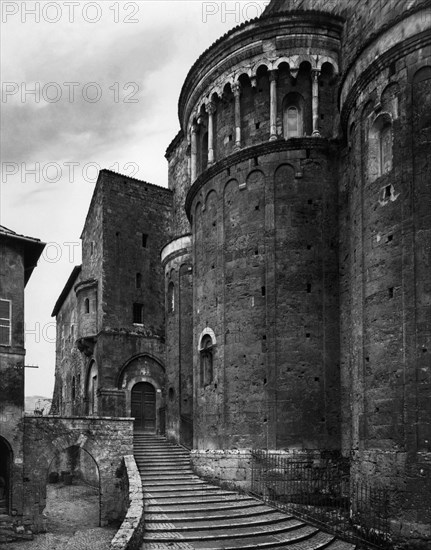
[
  {"x1": 170, "y1": 10, "x2": 344, "y2": 451},
  {"x1": 163, "y1": 1, "x2": 431, "y2": 543},
  {"x1": 338, "y1": 3, "x2": 431, "y2": 540}
]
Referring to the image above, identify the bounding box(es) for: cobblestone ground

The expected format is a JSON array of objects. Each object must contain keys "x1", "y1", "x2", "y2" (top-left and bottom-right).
[{"x1": 3, "y1": 484, "x2": 117, "y2": 550}]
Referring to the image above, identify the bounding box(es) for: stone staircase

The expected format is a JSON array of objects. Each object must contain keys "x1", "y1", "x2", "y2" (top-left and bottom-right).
[{"x1": 134, "y1": 434, "x2": 356, "y2": 550}]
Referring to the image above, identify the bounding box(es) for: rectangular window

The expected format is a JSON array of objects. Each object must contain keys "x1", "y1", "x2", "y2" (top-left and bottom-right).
[
  {"x1": 0, "y1": 299, "x2": 11, "y2": 346},
  {"x1": 142, "y1": 233, "x2": 148, "y2": 248},
  {"x1": 133, "y1": 303, "x2": 144, "y2": 324}
]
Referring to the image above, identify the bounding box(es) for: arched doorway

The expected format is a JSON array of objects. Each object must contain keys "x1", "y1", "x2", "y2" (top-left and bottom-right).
[
  {"x1": 131, "y1": 382, "x2": 156, "y2": 432},
  {"x1": 0, "y1": 437, "x2": 12, "y2": 514},
  {"x1": 45, "y1": 446, "x2": 100, "y2": 533}
]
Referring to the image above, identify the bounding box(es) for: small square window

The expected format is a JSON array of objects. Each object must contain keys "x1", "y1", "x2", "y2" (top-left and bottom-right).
[{"x1": 133, "y1": 303, "x2": 144, "y2": 324}]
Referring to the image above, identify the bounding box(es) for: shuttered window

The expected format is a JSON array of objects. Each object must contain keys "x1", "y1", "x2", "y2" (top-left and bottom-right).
[{"x1": 0, "y1": 299, "x2": 11, "y2": 346}]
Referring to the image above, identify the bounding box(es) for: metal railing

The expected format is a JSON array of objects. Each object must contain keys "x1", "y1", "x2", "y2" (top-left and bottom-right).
[{"x1": 251, "y1": 450, "x2": 390, "y2": 549}]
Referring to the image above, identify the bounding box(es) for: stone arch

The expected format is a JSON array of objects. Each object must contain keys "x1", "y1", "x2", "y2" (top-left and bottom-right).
[
  {"x1": 317, "y1": 56, "x2": 339, "y2": 74},
  {"x1": 0, "y1": 436, "x2": 13, "y2": 514},
  {"x1": 273, "y1": 57, "x2": 292, "y2": 70},
  {"x1": 381, "y1": 82, "x2": 400, "y2": 119},
  {"x1": 412, "y1": 66, "x2": 431, "y2": 145},
  {"x1": 45, "y1": 444, "x2": 101, "y2": 527},
  {"x1": 251, "y1": 59, "x2": 271, "y2": 76},
  {"x1": 23, "y1": 416, "x2": 133, "y2": 531},
  {"x1": 412, "y1": 65, "x2": 431, "y2": 85},
  {"x1": 198, "y1": 327, "x2": 216, "y2": 350},
  {"x1": 204, "y1": 188, "x2": 218, "y2": 208},
  {"x1": 117, "y1": 354, "x2": 165, "y2": 432},
  {"x1": 247, "y1": 169, "x2": 265, "y2": 183},
  {"x1": 297, "y1": 54, "x2": 317, "y2": 70},
  {"x1": 117, "y1": 353, "x2": 165, "y2": 388}
]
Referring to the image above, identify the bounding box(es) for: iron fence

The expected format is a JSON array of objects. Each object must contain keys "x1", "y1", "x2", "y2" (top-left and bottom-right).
[{"x1": 251, "y1": 450, "x2": 390, "y2": 549}]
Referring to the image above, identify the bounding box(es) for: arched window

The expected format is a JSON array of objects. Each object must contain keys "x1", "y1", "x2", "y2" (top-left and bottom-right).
[
  {"x1": 71, "y1": 376, "x2": 76, "y2": 401},
  {"x1": 369, "y1": 113, "x2": 393, "y2": 180},
  {"x1": 200, "y1": 335, "x2": 213, "y2": 387},
  {"x1": 84, "y1": 298, "x2": 90, "y2": 314},
  {"x1": 286, "y1": 106, "x2": 299, "y2": 137},
  {"x1": 168, "y1": 282, "x2": 175, "y2": 313},
  {"x1": 282, "y1": 93, "x2": 304, "y2": 139}
]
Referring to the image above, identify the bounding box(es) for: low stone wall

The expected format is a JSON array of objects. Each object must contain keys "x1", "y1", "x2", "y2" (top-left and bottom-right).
[
  {"x1": 109, "y1": 456, "x2": 144, "y2": 550},
  {"x1": 23, "y1": 415, "x2": 134, "y2": 532},
  {"x1": 190, "y1": 449, "x2": 253, "y2": 491}
]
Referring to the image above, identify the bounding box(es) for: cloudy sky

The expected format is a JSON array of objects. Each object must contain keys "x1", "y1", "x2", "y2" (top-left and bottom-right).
[{"x1": 1, "y1": 0, "x2": 269, "y2": 398}]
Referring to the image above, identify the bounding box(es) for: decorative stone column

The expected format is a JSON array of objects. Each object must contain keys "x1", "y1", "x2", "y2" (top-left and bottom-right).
[
  {"x1": 232, "y1": 82, "x2": 241, "y2": 149},
  {"x1": 207, "y1": 101, "x2": 216, "y2": 165},
  {"x1": 269, "y1": 70, "x2": 278, "y2": 141},
  {"x1": 190, "y1": 123, "x2": 198, "y2": 182},
  {"x1": 312, "y1": 69, "x2": 321, "y2": 137}
]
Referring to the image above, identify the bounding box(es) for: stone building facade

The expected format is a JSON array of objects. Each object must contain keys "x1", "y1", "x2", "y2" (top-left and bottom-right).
[
  {"x1": 0, "y1": 225, "x2": 45, "y2": 521},
  {"x1": 52, "y1": 169, "x2": 173, "y2": 431},
  {"x1": 51, "y1": 0, "x2": 431, "y2": 546},
  {"x1": 162, "y1": 0, "x2": 431, "y2": 544}
]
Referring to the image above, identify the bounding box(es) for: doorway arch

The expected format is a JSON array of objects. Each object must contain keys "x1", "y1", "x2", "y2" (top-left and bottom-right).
[
  {"x1": 0, "y1": 437, "x2": 12, "y2": 514},
  {"x1": 131, "y1": 382, "x2": 156, "y2": 432},
  {"x1": 45, "y1": 445, "x2": 101, "y2": 532}
]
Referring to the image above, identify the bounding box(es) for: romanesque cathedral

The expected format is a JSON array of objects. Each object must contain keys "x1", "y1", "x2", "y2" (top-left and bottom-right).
[{"x1": 1, "y1": 0, "x2": 430, "y2": 547}]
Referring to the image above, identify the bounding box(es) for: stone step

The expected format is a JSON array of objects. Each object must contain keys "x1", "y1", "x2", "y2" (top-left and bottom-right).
[
  {"x1": 145, "y1": 505, "x2": 282, "y2": 522},
  {"x1": 142, "y1": 522, "x2": 318, "y2": 543},
  {"x1": 135, "y1": 436, "x2": 356, "y2": 550},
  {"x1": 144, "y1": 488, "x2": 229, "y2": 498},
  {"x1": 141, "y1": 471, "x2": 202, "y2": 485},
  {"x1": 145, "y1": 494, "x2": 255, "y2": 506},
  {"x1": 142, "y1": 532, "x2": 340, "y2": 550},
  {"x1": 136, "y1": 461, "x2": 191, "y2": 467},
  {"x1": 145, "y1": 511, "x2": 295, "y2": 531},
  {"x1": 140, "y1": 467, "x2": 194, "y2": 473},
  {"x1": 145, "y1": 498, "x2": 261, "y2": 513},
  {"x1": 141, "y1": 474, "x2": 197, "y2": 481}
]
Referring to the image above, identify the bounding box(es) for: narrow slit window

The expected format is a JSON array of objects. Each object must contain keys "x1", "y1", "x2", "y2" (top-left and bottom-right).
[
  {"x1": 200, "y1": 335, "x2": 214, "y2": 387},
  {"x1": 142, "y1": 233, "x2": 148, "y2": 248}
]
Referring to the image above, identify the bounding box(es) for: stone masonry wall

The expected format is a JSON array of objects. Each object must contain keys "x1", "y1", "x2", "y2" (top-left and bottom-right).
[
  {"x1": 191, "y1": 141, "x2": 340, "y2": 451},
  {"x1": 0, "y1": 242, "x2": 26, "y2": 518},
  {"x1": 109, "y1": 455, "x2": 144, "y2": 550},
  {"x1": 164, "y1": 244, "x2": 193, "y2": 446},
  {"x1": 23, "y1": 416, "x2": 133, "y2": 532},
  {"x1": 338, "y1": 28, "x2": 431, "y2": 544},
  {"x1": 101, "y1": 170, "x2": 172, "y2": 336}
]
